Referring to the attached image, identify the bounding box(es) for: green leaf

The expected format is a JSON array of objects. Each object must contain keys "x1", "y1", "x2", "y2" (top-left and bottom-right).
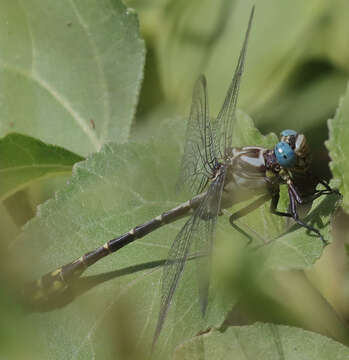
[
  {"x1": 153, "y1": 1, "x2": 329, "y2": 115},
  {"x1": 0, "y1": 133, "x2": 83, "y2": 201},
  {"x1": 12, "y1": 113, "x2": 339, "y2": 359},
  {"x1": 256, "y1": 71, "x2": 347, "y2": 135},
  {"x1": 327, "y1": 82, "x2": 349, "y2": 213},
  {"x1": 313, "y1": 0, "x2": 349, "y2": 73},
  {"x1": 173, "y1": 323, "x2": 349, "y2": 360},
  {"x1": 0, "y1": 0, "x2": 145, "y2": 156}
]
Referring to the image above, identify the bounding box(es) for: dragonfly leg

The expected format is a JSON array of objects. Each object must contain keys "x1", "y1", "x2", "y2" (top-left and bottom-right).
[
  {"x1": 269, "y1": 191, "x2": 293, "y2": 218},
  {"x1": 270, "y1": 187, "x2": 328, "y2": 246},
  {"x1": 229, "y1": 193, "x2": 271, "y2": 244},
  {"x1": 311, "y1": 180, "x2": 341, "y2": 200},
  {"x1": 288, "y1": 179, "x2": 340, "y2": 206},
  {"x1": 289, "y1": 188, "x2": 328, "y2": 245},
  {"x1": 229, "y1": 220, "x2": 254, "y2": 245},
  {"x1": 318, "y1": 179, "x2": 341, "y2": 195}
]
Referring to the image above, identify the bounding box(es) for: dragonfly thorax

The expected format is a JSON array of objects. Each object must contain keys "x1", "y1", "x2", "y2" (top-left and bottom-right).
[
  {"x1": 220, "y1": 146, "x2": 270, "y2": 209},
  {"x1": 220, "y1": 130, "x2": 314, "y2": 210}
]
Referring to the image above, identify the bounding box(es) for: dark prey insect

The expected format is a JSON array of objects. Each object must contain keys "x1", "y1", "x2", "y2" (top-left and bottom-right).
[{"x1": 26, "y1": 6, "x2": 338, "y2": 345}]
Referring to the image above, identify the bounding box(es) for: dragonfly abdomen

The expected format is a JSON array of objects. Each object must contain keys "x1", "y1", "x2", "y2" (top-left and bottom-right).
[{"x1": 26, "y1": 194, "x2": 205, "y2": 306}]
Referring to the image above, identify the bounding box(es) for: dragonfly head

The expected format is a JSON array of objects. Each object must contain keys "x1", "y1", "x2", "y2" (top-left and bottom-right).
[{"x1": 274, "y1": 129, "x2": 310, "y2": 169}]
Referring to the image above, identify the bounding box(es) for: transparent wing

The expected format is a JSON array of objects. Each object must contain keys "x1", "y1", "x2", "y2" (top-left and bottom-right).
[
  {"x1": 194, "y1": 172, "x2": 225, "y2": 315},
  {"x1": 215, "y1": 6, "x2": 254, "y2": 157},
  {"x1": 177, "y1": 75, "x2": 217, "y2": 195},
  {"x1": 153, "y1": 170, "x2": 226, "y2": 345}
]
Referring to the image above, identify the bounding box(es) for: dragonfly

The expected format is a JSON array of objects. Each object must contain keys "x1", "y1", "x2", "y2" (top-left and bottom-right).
[{"x1": 27, "y1": 6, "x2": 338, "y2": 344}]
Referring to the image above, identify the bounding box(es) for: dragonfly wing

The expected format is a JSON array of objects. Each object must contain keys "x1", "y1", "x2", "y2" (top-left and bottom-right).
[
  {"x1": 215, "y1": 6, "x2": 254, "y2": 156},
  {"x1": 153, "y1": 171, "x2": 226, "y2": 345},
  {"x1": 177, "y1": 75, "x2": 217, "y2": 195},
  {"x1": 194, "y1": 171, "x2": 225, "y2": 315}
]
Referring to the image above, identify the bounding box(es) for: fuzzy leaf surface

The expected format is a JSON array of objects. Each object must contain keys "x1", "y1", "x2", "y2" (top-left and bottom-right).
[
  {"x1": 174, "y1": 323, "x2": 349, "y2": 360},
  {"x1": 0, "y1": 0, "x2": 145, "y2": 155},
  {"x1": 13, "y1": 113, "x2": 339, "y2": 359},
  {"x1": 0, "y1": 133, "x2": 83, "y2": 201},
  {"x1": 327, "y1": 83, "x2": 349, "y2": 213}
]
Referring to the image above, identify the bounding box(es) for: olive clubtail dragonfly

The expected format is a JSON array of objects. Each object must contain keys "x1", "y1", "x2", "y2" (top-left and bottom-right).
[{"x1": 26, "y1": 6, "x2": 338, "y2": 344}]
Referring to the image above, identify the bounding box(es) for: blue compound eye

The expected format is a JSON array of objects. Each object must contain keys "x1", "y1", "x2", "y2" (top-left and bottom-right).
[
  {"x1": 281, "y1": 129, "x2": 297, "y2": 137},
  {"x1": 274, "y1": 141, "x2": 296, "y2": 168}
]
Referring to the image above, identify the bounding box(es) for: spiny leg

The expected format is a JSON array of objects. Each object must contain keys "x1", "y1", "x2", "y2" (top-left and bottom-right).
[
  {"x1": 311, "y1": 185, "x2": 340, "y2": 200},
  {"x1": 297, "y1": 179, "x2": 341, "y2": 205},
  {"x1": 270, "y1": 187, "x2": 328, "y2": 246},
  {"x1": 318, "y1": 179, "x2": 341, "y2": 196},
  {"x1": 229, "y1": 220, "x2": 253, "y2": 245},
  {"x1": 229, "y1": 193, "x2": 271, "y2": 245},
  {"x1": 287, "y1": 179, "x2": 340, "y2": 206},
  {"x1": 288, "y1": 188, "x2": 327, "y2": 245}
]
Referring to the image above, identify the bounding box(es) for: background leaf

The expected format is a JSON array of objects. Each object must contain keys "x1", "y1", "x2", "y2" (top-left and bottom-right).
[
  {"x1": 11, "y1": 113, "x2": 339, "y2": 359},
  {"x1": 327, "y1": 83, "x2": 349, "y2": 213},
  {"x1": 127, "y1": 0, "x2": 349, "y2": 161},
  {"x1": 0, "y1": 0, "x2": 145, "y2": 156},
  {"x1": 129, "y1": 0, "x2": 347, "y2": 128},
  {"x1": 173, "y1": 323, "x2": 349, "y2": 360},
  {"x1": 155, "y1": 0, "x2": 329, "y2": 111},
  {"x1": 0, "y1": 133, "x2": 83, "y2": 201}
]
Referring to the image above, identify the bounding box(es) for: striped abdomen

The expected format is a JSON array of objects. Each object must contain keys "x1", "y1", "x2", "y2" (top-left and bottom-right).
[{"x1": 27, "y1": 193, "x2": 205, "y2": 305}]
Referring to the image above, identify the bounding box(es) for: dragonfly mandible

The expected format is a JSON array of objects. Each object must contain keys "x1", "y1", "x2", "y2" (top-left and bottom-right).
[{"x1": 26, "y1": 6, "x2": 338, "y2": 344}]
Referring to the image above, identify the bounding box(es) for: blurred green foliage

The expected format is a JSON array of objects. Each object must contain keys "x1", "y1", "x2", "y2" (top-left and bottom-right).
[
  {"x1": 128, "y1": 0, "x2": 349, "y2": 173},
  {"x1": 0, "y1": 133, "x2": 83, "y2": 202}
]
